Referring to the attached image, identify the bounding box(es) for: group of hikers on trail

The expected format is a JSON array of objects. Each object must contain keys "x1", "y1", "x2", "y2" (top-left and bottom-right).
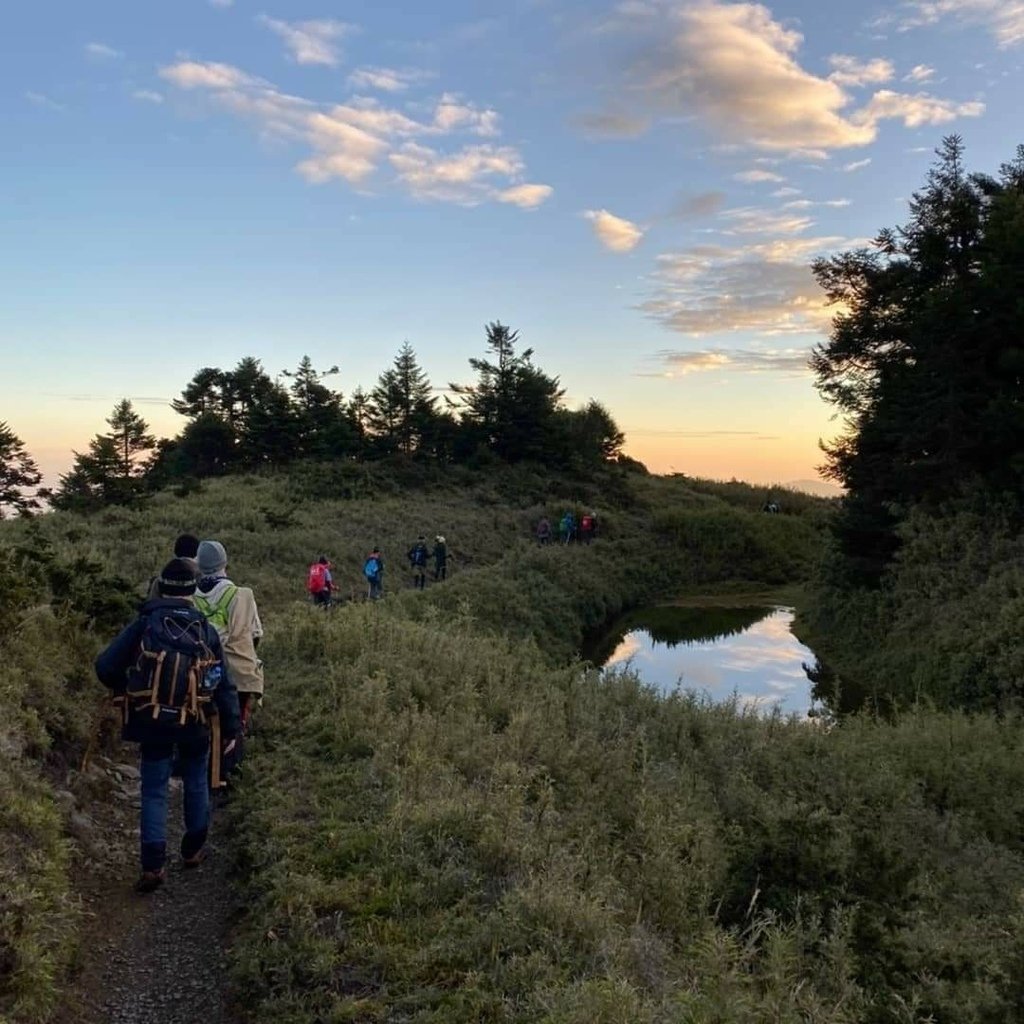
[
  {"x1": 95, "y1": 534, "x2": 263, "y2": 894},
  {"x1": 305, "y1": 534, "x2": 448, "y2": 606},
  {"x1": 536, "y1": 510, "x2": 598, "y2": 545}
]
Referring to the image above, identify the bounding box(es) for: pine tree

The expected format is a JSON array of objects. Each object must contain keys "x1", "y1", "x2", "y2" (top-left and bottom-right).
[
  {"x1": 282, "y1": 356, "x2": 353, "y2": 457},
  {"x1": 106, "y1": 399, "x2": 156, "y2": 480},
  {"x1": 0, "y1": 422, "x2": 42, "y2": 518}
]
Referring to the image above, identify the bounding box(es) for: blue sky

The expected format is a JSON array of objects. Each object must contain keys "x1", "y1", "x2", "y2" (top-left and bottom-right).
[{"x1": 3, "y1": 0, "x2": 1020, "y2": 485}]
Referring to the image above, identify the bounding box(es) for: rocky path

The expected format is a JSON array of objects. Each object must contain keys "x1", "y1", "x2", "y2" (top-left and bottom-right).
[{"x1": 53, "y1": 758, "x2": 239, "y2": 1024}]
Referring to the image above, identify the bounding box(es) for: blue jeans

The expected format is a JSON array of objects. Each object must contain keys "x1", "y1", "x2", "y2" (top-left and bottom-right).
[{"x1": 139, "y1": 736, "x2": 210, "y2": 872}]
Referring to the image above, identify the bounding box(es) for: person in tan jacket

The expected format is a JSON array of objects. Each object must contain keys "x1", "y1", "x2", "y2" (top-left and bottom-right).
[{"x1": 194, "y1": 540, "x2": 264, "y2": 733}]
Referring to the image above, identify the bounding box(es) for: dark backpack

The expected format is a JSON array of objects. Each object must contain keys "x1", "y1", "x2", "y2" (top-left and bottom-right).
[
  {"x1": 364, "y1": 556, "x2": 381, "y2": 580},
  {"x1": 122, "y1": 606, "x2": 220, "y2": 728},
  {"x1": 410, "y1": 544, "x2": 427, "y2": 568}
]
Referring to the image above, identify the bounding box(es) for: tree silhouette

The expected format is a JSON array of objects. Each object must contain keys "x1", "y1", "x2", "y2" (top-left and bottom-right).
[{"x1": 0, "y1": 422, "x2": 42, "y2": 518}]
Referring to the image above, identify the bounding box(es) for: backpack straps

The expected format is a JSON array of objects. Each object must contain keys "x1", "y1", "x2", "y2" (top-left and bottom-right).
[{"x1": 195, "y1": 584, "x2": 239, "y2": 632}]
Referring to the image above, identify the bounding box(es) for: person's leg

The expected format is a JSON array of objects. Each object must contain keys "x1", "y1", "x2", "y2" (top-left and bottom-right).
[
  {"x1": 139, "y1": 740, "x2": 174, "y2": 886},
  {"x1": 179, "y1": 736, "x2": 211, "y2": 864}
]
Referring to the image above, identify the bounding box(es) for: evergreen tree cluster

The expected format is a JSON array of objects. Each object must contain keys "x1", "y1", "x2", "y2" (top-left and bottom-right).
[{"x1": 8, "y1": 323, "x2": 626, "y2": 513}]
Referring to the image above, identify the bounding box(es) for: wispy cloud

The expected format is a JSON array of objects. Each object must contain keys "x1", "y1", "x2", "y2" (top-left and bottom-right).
[
  {"x1": 347, "y1": 66, "x2": 430, "y2": 93},
  {"x1": 720, "y1": 206, "x2": 814, "y2": 235},
  {"x1": 842, "y1": 157, "x2": 871, "y2": 172},
  {"x1": 904, "y1": 63, "x2": 936, "y2": 83},
  {"x1": 577, "y1": 111, "x2": 651, "y2": 139},
  {"x1": 25, "y1": 90, "x2": 65, "y2": 111},
  {"x1": 158, "y1": 59, "x2": 550, "y2": 206},
  {"x1": 132, "y1": 89, "x2": 164, "y2": 104},
  {"x1": 638, "y1": 234, "x2": 845, "y2": 337},
  {"x1": 670, "y1": 190, "x2": 727, "y2": 219},
  {"x1": 85, "y1": 41, "x2": 123, "y2": 60},
  {"x1": 497, "y1": 183, "x2": 554, "y2": 209},
  {"x1": 256, "y1": 15, "x2": 352, "y2": 66},
  {"x1": 827, "y1": 54, "x2": 894, "y2": 87},
  {"x1": 734, "y1": 169, "x2": 786, "y2": 183},
  {"x1": 650, "y1": 348, "x2": 813, "y2": 376},
  {"x1": 584, "y1": 209, "x2": 645, "y2": 252},
  {"x1": 898, "y1": 1, "x2": 1024, "y2": 48}
]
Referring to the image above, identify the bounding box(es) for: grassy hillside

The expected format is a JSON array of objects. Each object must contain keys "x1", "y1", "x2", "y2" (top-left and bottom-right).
[{"x1": 14, "y1": 462, "x2": 1024, "y2": 1023}]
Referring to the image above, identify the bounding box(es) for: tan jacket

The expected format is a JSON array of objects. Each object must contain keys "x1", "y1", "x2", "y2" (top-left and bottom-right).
[{"x1": 196, "y1": 577, "x2": 265, "y2": 696}]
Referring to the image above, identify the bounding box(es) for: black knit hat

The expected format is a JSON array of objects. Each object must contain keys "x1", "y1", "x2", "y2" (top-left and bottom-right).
[
  {"x1": 173, "y1": 533, "x2": 200, "y2": 559},
  {"x1": 157, "y1": 558, "x2": 198, "y2": 597}
]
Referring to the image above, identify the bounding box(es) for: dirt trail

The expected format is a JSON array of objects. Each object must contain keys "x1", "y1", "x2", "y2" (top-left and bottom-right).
[{"x1": 54, "y1": 762, "x2": 239, "y2": 1024}]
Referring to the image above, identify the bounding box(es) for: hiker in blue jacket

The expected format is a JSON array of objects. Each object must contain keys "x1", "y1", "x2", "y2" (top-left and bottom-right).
[
  {"x1": 95, "y1": 559, "x2": 241, "y2": 893},
  {"x1": 408, "y1": 535, "x2": 429, "y2": 590}
]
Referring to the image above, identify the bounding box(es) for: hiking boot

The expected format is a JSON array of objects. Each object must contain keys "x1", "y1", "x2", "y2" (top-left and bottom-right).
[
  {"x1": 135, "y1": 868, "x2": 166, "y2": 894},
  {"x1": 182, "y1": 848, "x2": 208, "y2": 870}
]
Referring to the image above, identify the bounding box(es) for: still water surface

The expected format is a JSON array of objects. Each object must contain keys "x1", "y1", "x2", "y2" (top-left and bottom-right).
[{"x1": 591, "y1": 605, "x2": 818, "y2": 718}]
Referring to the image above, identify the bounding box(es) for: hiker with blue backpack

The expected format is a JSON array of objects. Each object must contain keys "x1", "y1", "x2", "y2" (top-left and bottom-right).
[
  {"x1": 364, "y1": 546, "x2": 384, "y2": 600},
  {"x1": 95, "y1": 558, "x2": 241, "y2": 893},
  {"x1": 194, "y1": 541, "x2": 264, "y2": 740},
  {"x1": 408, "y1": 535, "x2": 429, "y2": 590}
]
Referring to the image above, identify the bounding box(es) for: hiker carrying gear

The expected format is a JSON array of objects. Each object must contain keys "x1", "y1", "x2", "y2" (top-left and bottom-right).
[
  {"x1": 95, "y1": 558, "x2": 240, "y2": 893},
  {"x1": 195, "y1": 540, "x2": 264, "y2": 739},
  {"x1": 408, "y1": 536, "x2": 429, "y2": 590},
  {"x1": 580, "y1": 513, "x2": 596, "y2": 545},
  {"x1": 536, "y1": 517, "x2": 552, "y2": 545},
  {"x1": 560, "y1": 511, "x2": 576, "y2": 544},
  {"x1": 432, "y1": 535, "x2": 448, "y2": 581},
  {"x1": 307, "y1": 556, "x2": 334, "y2": 608},
  {"x1": 364, "y1": 547, "x2": 384, "y2": 600},
  {"x1": 145, "y1": 533, "x2": 200, "y2": 602}
]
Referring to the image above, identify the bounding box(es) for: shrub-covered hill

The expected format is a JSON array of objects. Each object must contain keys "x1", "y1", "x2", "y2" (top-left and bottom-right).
[{"x1": 19, "y1": 462, "x2": 1024, "y2": 1024}]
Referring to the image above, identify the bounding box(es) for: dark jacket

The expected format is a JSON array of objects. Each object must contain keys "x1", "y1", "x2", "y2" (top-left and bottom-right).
[
  {"x1": 432, "y1": 541, "x2": 447, "y2": 566},
  {"x1": 95, "y1": 598, "x2": 241, "y2": 744},
  {"x1": 408, "y1": 543, "x2": 429, "y2": 568}
]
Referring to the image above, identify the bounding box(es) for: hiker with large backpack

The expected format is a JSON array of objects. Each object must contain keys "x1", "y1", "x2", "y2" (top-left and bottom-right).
[
  {"x1": 364, "y1": 546, "x2": 384, "y2": 600},
  {"x1": 536, "y1": 517, "x2": 552, "y2": 546},
  {"x1": 194, "y1": 541, "x2": 264, "y2": 738},
  {"x1": 432, "y1": 535, "x2": 448, "y2": 581},
  {"x1": 407, "y1": 536, "x2": 429, "y2": 590},
  {"x1": 580, "y1": 512, "x2": 596, "y2": 545},
  {"x1": 95, "y1": 559, "x2": 241, "y2": 893},
  {"x1": 307, "y1": 556, "x2": 334, "y2": 608}
]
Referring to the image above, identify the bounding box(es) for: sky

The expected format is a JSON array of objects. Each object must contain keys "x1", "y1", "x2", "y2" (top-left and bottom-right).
[{"x1": 2, "y1": 0, "x2": 1020, "y2": 487}]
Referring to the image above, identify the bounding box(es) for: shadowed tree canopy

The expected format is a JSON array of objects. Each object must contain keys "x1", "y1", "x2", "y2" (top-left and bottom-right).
[
  {"x1": 811, "y1": 136, "x2": 1024, "y2": 583},
  {"x1": 0, "y1": 422, "x2": 42, "y2": 518}
]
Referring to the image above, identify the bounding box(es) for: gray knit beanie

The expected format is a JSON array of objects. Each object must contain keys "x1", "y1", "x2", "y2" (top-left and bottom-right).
[{"x1": 197, "y1": 540, "x2": 228, "y2": 576}]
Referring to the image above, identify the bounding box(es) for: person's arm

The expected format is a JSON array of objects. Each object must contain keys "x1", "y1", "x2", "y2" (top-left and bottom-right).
[
  {"x1": 94, "y1": 619, "x2": 144, "y2": 691},
  {"x1": 209, "y1": 629, "x2": 241, "y2": 740}
]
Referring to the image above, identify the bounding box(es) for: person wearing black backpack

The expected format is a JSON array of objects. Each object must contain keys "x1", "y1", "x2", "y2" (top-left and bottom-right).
[
  {"x1": 407, "y1": 535, "x2": 429, "y2": 590},
  {"x1": 95, "y1": 559, "x2": 241, "y2": 893}
]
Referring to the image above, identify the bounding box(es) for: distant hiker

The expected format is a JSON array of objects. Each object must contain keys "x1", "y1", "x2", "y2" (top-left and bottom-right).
[
  {"x1": 145, "y1": 533, "x2": 200, "y2": 601},
  {"x1": 432, "y1": 535, "x2": 448, "y2": 581},
  {"x1": 580, "y1": 512, "x2": 596, "y2": 545},
  {"x1": 306, "y1": 555, "x2": 334, "y2": 608},
  {"x1": 95, "y1": 558, "x2": 241, "y2": 893},
  {"x1": 195, "y1": 541, "x2": 264, "y2": 738},
  {"x1": 560, "y1": 511, "x2": 576, "y2": 545},
  {"x1": 536, "y1": 517, "x2": 552, "y2": 546},
  {"x1": 364, "y1": 547, "x2": 384, "y2": 600},
  {"x1": 408, "y1": 536, "x2": 429, "y2": 590}
]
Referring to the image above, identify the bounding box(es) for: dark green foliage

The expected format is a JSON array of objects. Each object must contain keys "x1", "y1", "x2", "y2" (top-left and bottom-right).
[{"x1": 0, "y1": 421, "x2": 42, "y2": 518}]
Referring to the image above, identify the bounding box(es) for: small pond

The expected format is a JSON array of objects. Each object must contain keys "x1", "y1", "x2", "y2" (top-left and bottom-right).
[{"x1": 583, "y1": 603, "x2": 820, "y2": 718}]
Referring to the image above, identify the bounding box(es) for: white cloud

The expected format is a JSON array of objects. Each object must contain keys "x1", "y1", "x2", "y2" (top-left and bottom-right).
[
  {"x1": 390, "y1": 143, "x2": 525, "y2": 203},
  {"x1": 772, "y1": 186, "x2": 802, "y2": 197},
  {"x1": 639, "y1": 234, "x2": 847, "y2": 337},
  {"x1": 854, "y1": 90, "x2": 984, "y2": 128},
  {"x1": 827, "y1": 54, "x2": 894, "y2": 87},
  {"x1": 720, "y1": 206, "x2": 814, "y2": 235},
  {"x1": 497, "y1": 183, "x2": 554, "y2": 209},
  {"x1": 432, "y1": 93, "x2": 500, "y2": 136},
  {"x1": 25, "y1": 90, "x2": 65, "y2": 111},
  {"x1": 159, "y1": 61, "x2": 260, "y2": 90},
  {"x1": 842, "y1": 157, "x2": 871, "y2": 172},
  {"x1": 256, "y1": 15, "x2": 351, "y2": 66},
  {"x1": 652, "y1": 348, "x2": 813, "y2": 375},
  {"x1": 599, "y1": 1, "x2": 985, "y2": 153},
  {"x1": 159, "y1": 59, "x2": 542, "y2": 206},
  {"x1": 132, "y1": 89, "x2": 164, "y2": 104},
  {"x1": 904, "y1": 64, "x2": 935, "y2": 83},
  {"x1": 85, "y1": 42, "x2": 123, "y2": 60},
  {"x1": 734, "y1": 168, "x2": 785, "y2": 183},
  {"x1": 347, "y1": 66, "x2": 429, "y2": 92},
  {"x1": 584, "y1": 209, "x2": 645, "y2": 252},
  {"x1": 784, "y1": 198, "x2": 851, "y2": 209},
  {"x1": 900, "y1": 1, "x2": 1024, "y2": 48}
]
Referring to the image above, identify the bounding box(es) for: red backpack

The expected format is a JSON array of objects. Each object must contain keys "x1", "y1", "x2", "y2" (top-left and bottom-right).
[{"x1": 306, "y1": 562, "x2": 329, "y2": 594}]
